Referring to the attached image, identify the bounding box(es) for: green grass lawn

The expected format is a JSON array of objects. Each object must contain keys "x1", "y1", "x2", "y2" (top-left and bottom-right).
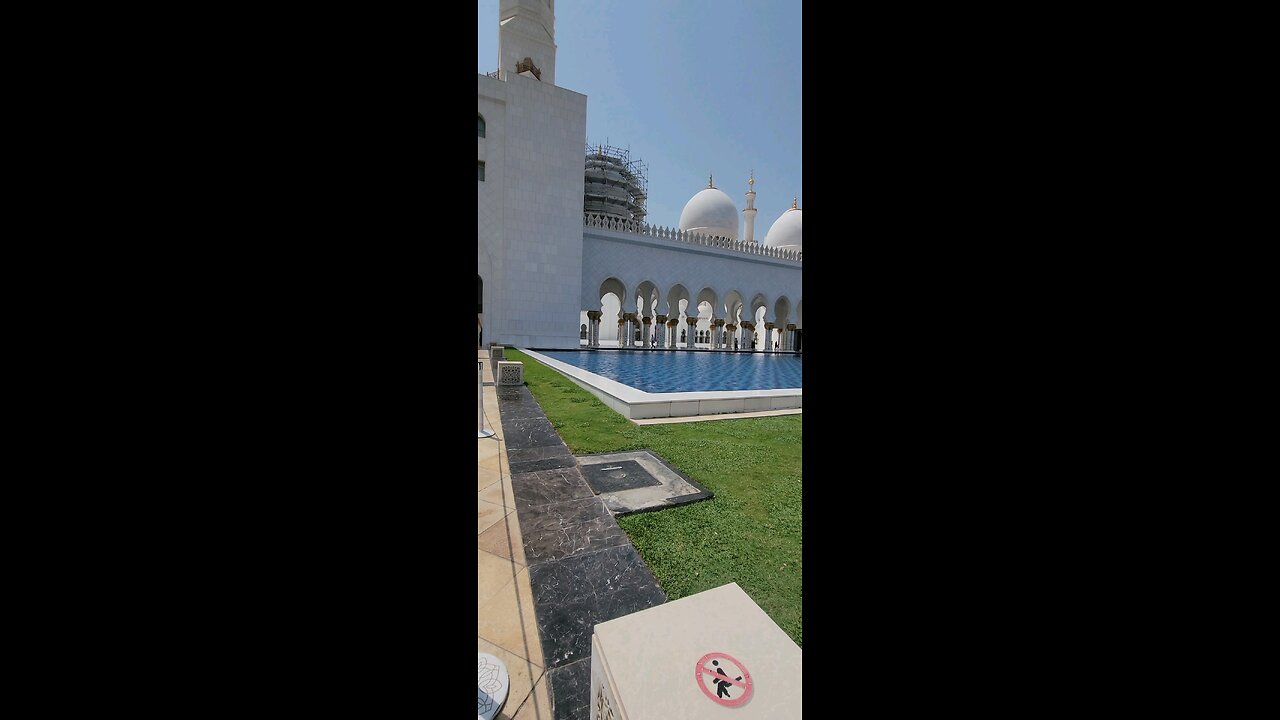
[{"x1": 505, "y1": 349, "x2": 802, "y2": 646}]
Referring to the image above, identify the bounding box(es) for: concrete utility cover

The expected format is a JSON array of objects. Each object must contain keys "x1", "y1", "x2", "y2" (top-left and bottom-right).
[
  {"x1": 581, "y1": 460, "x2": 663, "y2": 494},
  {"x1": 574, "y1": 449, "x2": 713, "y2": 516}
]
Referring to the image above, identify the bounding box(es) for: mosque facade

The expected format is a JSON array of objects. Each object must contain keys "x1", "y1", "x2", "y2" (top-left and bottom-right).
[{"x1": 478, "y1": 0, "x2": 802, "y2": 352}]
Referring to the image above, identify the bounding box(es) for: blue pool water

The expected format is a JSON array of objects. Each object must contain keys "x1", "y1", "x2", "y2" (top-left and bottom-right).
[{"x1": 536, "y1": 350, "x2": 802, "y2": 393}]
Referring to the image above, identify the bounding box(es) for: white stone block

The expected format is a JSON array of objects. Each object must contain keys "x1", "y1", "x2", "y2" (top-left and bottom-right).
[
  {"x1": 629, "y1": 402, "x2": 670, "y2": 420},
  {"x1": 590, "y1": 582, "x2": 801, "y2": 719},
  {"x1": 698, "y1": 398, "x2": 743, "y2": 416},
  {"x1": 769, "y1": 395, "x2": 801, "y2": 410},
  {"x1": 668, "y1": 401, "x2": 699, "y2": 417},
  {"x1": 496, "y1": 361, "x2": 523, "y2": 386}
]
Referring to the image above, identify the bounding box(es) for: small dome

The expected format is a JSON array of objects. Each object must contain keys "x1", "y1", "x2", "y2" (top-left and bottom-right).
[
  {"x1": 764, "y1": 203, "x2": 802, "y2": 250},
  {"x1": 678, "y1": 183, "x2": 739, "y2": 241}
]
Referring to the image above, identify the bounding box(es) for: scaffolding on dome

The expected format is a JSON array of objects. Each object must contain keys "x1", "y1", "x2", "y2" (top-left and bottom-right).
[{"x1": 583, "y1": 140, "x2": 648, "y2": 223}]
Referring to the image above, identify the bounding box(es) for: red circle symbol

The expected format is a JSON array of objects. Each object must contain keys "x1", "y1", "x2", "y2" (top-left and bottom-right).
[{"x1": 695, "y1": 652, "x2": 753, "y2": 707}]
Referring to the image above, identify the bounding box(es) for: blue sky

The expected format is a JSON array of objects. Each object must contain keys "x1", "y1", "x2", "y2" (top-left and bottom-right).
[{"x1": 478, "y1": 0, "x2": 802, "y2": 239}]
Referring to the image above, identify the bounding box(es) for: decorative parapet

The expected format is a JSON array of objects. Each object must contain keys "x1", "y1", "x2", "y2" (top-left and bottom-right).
[{"x1": 583, "y1": 213, "x2": 802, "y2": 262}]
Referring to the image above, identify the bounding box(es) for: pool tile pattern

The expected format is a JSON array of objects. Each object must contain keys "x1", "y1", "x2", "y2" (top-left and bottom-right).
[{"x1": 538, "y1": 348, "x2": 802, "y2": 393}]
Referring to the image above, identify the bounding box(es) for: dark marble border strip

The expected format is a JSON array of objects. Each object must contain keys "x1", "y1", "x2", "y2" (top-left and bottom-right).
[
  {"x1": 510, "y1": 455, "x2": 578, "y2": 474},
  {"x1": 527, "y1": 543, "x2": 666, "y2": 671},
  {"x1": 495, "y1": 362, "x2": 669, "y2": 720},
  {"x1": 545, "y1": 658, "x2": 592, "y2": 720}
]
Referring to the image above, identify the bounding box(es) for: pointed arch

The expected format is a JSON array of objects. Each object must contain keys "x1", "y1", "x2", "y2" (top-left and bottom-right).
[
  {"x1": 773, "y1": 295, "x2": 792, "y2": 326},
  {"x1": 635, "y1": 280, "x2": 660, "y2": 318},
  {"x1": 722, "y1": 289, "x2": 746, "y2": 324},
  {"x1": 665, "y1": 283, "x2": 691, "y2": 318}
]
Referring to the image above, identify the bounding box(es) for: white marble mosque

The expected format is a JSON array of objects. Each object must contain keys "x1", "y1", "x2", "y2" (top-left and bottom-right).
[{"x1": 478, "y1": 0, "x2": 802, "y2": 352}]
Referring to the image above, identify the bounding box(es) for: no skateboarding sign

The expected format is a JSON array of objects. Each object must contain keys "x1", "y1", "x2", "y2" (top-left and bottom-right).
[{"x1": 695, "y1": 652, "x2": 753, "y2": 707}]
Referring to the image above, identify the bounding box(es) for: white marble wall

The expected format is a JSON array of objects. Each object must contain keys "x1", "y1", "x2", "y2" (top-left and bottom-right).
[
  {"x1": 478, "y1": 72, "x2": 588, "y2": 349},
  {"x1": 579, "y1": 227, "x2": 802, "y2": 326}
]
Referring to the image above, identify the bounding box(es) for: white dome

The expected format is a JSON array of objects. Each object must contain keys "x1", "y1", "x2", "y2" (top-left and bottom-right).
[
  {"x1": 764, "y1": 206, "x2": 802, "y2": 250},
  {"x1": 678, "y1": 187, "x2": 739, "y2": 240}
]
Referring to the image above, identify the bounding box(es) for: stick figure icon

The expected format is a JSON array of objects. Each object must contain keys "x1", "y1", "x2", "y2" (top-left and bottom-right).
[{"x1": 710, "y1": 659, "x2": 742, "y2": 699}]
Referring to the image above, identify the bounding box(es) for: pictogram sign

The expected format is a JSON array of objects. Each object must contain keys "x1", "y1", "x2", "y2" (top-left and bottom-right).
[{"x1": 695, "y1": 652, "x2": 753, "y2": 707}]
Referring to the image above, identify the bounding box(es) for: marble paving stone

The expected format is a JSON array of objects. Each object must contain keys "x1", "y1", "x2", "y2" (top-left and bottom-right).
[
  {"x1": 503, "y1": 417, "x2": 564, "y2": 450},
  {"x1": 511, "y1": 670, "x2": 552, "y2": 720},
  {"x1": 496, "y1": 392, "x2": 550, "y2": 421},
  {"x1": 506, "y1": 444, "x2": 573, "y2": 464},
  {"x1": 580, "y1": 459, "x2": 662, "y2": 494},
  {"x1": 511, "y1": 467, "x2": 595, "y2": 510},
  {"x1": 510, "y1": 455, "x2": 578, "y2": 474},
  {"x1": 477, "y1": 514, "x2": 526, "y2": 566},
  {"x1": 478, "y1": 548, "x2": 518, "y2": 610},
  {"x1": 494, "y1": 380, "x2": 525, "y2": 396},
  {"x1": 546, "y1": 657, "x2": 592, "y2": 720},
  {"x1": 479, "y1": 435, "x2": 502, "y2": 455},
  {"x1": 528, "y1": 544, "x2": 667, "y2": 670},
  {"x1": 478, "y1": 465, "x2": 502, "y2": 492},
  {"x1": 479, "y1": 480, "x2": 510, "y2": 509},
  {"x1": 479, "y1": 498, "x2": 510, "y2": 535},
  {"x1": 520, "y1": 514, "x2": 630, "y2": 566},
  {"x1": 478, "y1": 637, "x2": 543, "y2": 720},
  {"x1": 479, "y1": 452, "x2": 504, "y2": 473},
  {"x1": 518, "y1": 496, "x2": 612, "y2": 534},
  {"x1": 477, "y1": 566, "x2": 544, "y2": 665}
]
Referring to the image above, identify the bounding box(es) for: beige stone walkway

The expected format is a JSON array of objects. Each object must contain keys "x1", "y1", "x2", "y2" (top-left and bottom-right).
[{"x1": 477, "y1": 350, "x2": 552, "y2": 720}]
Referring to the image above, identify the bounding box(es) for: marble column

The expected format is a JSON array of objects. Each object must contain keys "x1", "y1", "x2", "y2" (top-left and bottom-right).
[
  {"x1": 667, "y1": 319, "x2": 679, "y2": 348},
  {"x1": 617, "y1": 318, "x2": 625, "y2": 347},
  {"x1": 642, "y1": 316, "x2": 652, "y2": 348},
  {"x1": 685, "y1": 317, "x2": 697, "y2": 350},
  {"x1": 713, "y1": 319, "x2": 726, "y2": 350},
  {"x1": 726, "y1": 323, "x2": 737, "y2": 351},
  {"x1": 655, "y1": 315, "x2": 667, "y2": 348},
  {"x1": 740, "y1": 321, "x2": 752, "y2": 352},
  {"x1": 786, "y1": 324, "x2": 796, "y2": 352},
  {"x1": 585, "y1": 311, "x2": 595, "y2": 347},
  {"x1": 764, "y1": 322, "x2": 776, "y2": 352}
]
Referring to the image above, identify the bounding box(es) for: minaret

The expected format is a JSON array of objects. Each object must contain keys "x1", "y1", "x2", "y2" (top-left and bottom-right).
[
  {"x1": 499, "y1": 0, "x2": 557, "y2": 85},
  {"x1": 743, "y1": 171, "x2": 758, "y2": 244}
]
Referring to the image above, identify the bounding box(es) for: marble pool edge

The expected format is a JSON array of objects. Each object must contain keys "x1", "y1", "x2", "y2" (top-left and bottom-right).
[{"x1": 517, "y1": 348, "x2": 803, "y2": 421}]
